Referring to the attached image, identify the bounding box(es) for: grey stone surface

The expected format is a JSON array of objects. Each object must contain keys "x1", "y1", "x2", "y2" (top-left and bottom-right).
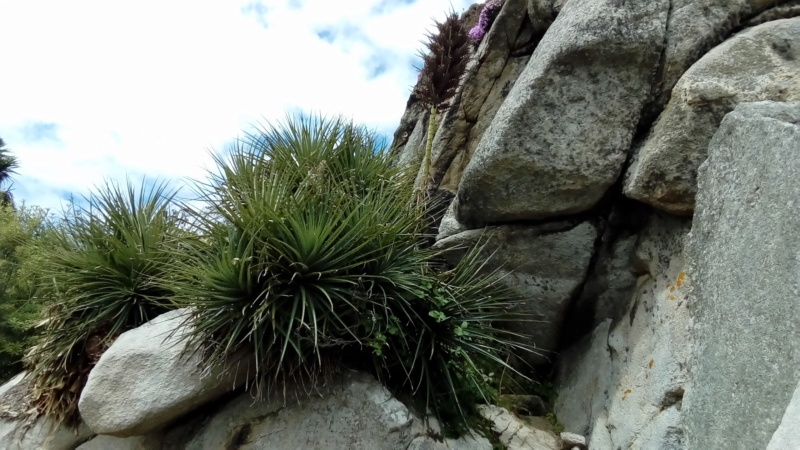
[
  {"x1": 435, "y1": 221, "x2": 597, "y2": 365},
  {"x1": 0, "y1": 373, "x2": 94, "y2": 450},
  {"x1": 455, "y1": 0, "x2": 668, "y2": 225},
  {"x1": 625, "y1": 18, "x2": 800, "y2": 214},
  {"x1": 185, "y1": 371, "x2": 417, "y2": 450},
  {"x1": 682, "y1": 101, "x2": 800, "y2": 449},
  {"x1": 556, "y1": 214, "x2": 692, "y2": 449},
  {"x1": 559, "y1": 431, "x2": 586, "y2": 449},
  {"x1": 767, "y1": 381, "x2": 800, "y2": 450},
  {"x1": 78, "y1": 309, "x2": 251, "y2": 437},
  {"x1": 646, "y1": 0, "x2": 798, "y2": 120},
  {"x1": 430, "y1": 0, "x2": 531, "y2": 193},
  {"x1": 480, "y1": 405, "x2": 561, "y2": 450}
]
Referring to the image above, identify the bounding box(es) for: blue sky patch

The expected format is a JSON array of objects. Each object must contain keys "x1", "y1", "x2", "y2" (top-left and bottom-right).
[
  {"x1": 19, "y1": 121, "x2": 61, "y2": 144},
  {"x1": 241, "y1": 1, "x2": 270, "y2": 28}
]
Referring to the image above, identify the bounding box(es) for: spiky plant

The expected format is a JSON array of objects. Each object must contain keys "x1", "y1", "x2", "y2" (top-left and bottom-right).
[
  {"x1": 168, "y1": 115, "x2": 537, "y2": 434},
  {"x1": 168, "y1": 115, "x2": 428, "y2": 390},
  {"x1": 372, "y1": 243, "x2": 538, "y2": 435},
  {"x1": 0, "y1": 138, "x2": 18, "y2": 205},
  {"x1": 26, "y1": 180, "x2": 182, "y2": 427},
  {"x1": 415, "y1": 10, "x2": 470, "y2": 197}
]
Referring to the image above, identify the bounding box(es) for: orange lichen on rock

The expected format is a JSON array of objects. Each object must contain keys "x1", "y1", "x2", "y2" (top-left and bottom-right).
[{"x1": 676, "y1": 272, "x2": 686, "y2": 287}]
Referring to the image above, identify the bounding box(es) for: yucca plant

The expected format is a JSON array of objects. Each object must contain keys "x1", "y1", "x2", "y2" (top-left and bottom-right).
[
  {"x1": 169, "y1": 115, "x2": 538, "y2": 435},
  {"x1": 169, "y1": 115, "x2": 428, "y2": 388},
  {"x1": 371, "y1": 243, "x2": 537, "y2": 435},
  {"x1": 25, "y1": 180, "x2": 183, "y2": 427}
]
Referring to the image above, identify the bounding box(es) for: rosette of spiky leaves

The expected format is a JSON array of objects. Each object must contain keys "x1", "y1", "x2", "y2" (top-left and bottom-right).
[
  {"x1": 167, "y1": 115, "x2": 431, "y2": 394},
  {"x1": 370, "y1": 243, "x2": 539, "y2": 435},
  {"x1": 26, "y1": 180, "x2": 182, "y2": 427},
  {"x1": 0, "y1": 138, "x2": 18, "y2": 205}
]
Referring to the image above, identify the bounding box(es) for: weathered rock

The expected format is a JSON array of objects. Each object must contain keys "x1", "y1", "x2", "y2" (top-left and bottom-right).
[
  {"x1": 645, "y1": 0, "x2": 799, "y2": 120},
  {"x1": 559, "y1": 431, "x2": 586, "y2": 450},
  {"x1": 767, "y1": 381, "x2": 800, "y2": 450},
  {"x1": 435, "y1": 221, "x2": 597, "y2": 365},
  {"x1": 555, "y1": 214, "x2": 692, "y2": 449},
  {"x1": 0, "y1": 373, "x2": 94, "y2": 450},
  {"x1": 455, "y1": 0, "x2": 669, "y2": 226},
  {"x1": 625, "y1": 18, "x2": 800, "y2": 214},
  {"x1": 438, "y1": 54, "x2": 531, "y2": 193},
  {"x1": 562, "y1": 196, "x2": 651, "y2": 340},
  {"x1": 430, "y1": 0, "x2": 532, "y2": 193},
  {"x1": 78, "y1": 309, "x2": 251, "y2": 437},
  {"x1": 78, "y1": 371, "x2": 426, "y2": 450},
  {"x1": 682, "y1": 101, "x2": 800, "y2": 449},
  {"x1": 742, "y1": 1, "x2": 800, "y2": 29},
  {"x1": 480, "y1": 405, "x2": 561, "y2": 450},
  {"x1": 185, "y1": 371, "x2": 416, "y2": 449}
]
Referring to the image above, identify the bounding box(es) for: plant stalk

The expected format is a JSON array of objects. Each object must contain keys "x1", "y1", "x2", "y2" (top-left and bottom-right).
[{"x1": 420, "y1": 105, "x2": 438, "y2": 201}]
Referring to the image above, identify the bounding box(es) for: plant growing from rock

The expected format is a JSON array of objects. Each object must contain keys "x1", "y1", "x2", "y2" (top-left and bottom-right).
[
  {"x1": 168, "y1": 115, "x2": 536, "y2": 434},
  {"x1": 415, "y1": 10, "x2": 470, "y2": 198},
  {"x1": 468, "y1": 0, "x2": 503, "y2": 46},
  {"x1": 25, "y1": 181, "x2": 183, "y2": 427}
]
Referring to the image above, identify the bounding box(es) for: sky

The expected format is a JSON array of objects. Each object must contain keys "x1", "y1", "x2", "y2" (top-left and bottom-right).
[{"x1": 0, "y1": 0, "x2": 475, "y2": 211}]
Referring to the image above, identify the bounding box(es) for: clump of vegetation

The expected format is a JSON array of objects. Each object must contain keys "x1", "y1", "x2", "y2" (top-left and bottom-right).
[
  {"x1": 0, "y1": 205, "x2": 54, "y2": 383},
  {"x1": 25, "y1": 181, "x2": 183, "y2": 427},
  {"x1": 167, "y1": 115, "x2": 535, "y2": 434},
  {"x1": 0, "y1": 138, "x2": 17, "y2": 205}
]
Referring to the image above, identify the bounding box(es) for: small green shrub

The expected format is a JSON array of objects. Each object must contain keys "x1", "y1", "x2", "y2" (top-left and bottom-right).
[
  {"x1": 26, "y1": 181, "x2": 183, "y2": 427},
  {"x1": 0, "y1": 205, "x2": 54, "y2": 382},
  {"x1": 169, "y1": 115, "x2": 536, "y2": 434}
]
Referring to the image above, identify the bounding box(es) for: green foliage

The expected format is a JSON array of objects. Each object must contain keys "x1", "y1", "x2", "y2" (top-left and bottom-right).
[
  {"x1": 546, "y1": 412, "x2": 565, "y2": 434},
  {"x1": 0, "y1": 205, "x2": 54, "y2": 382},
  {"x1": 0, "y1": 138, "x2": 18, "y2": 205},
  {"x1": 168, "y1": 115, "x2": 536, "y2": 435},
  {"x1": 26, "y1": 181, "x2": 183, "y2": 427}
]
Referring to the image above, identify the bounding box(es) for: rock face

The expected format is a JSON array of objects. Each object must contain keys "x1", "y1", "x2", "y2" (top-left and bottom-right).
[
  {"x1": 430, "y1": 0, "x2": 533, "y2": 193},
  {"x1": 435, "y1": 221, "x2": 598, "y2": 365},
  {"x1": 555, "y1": 214, "x2": 692, "y2": 449},
  {"x1": 77, "y1": 370, "x2": 562, "y2": 450},
  {"x1": 78, "y1": 309, "x2": 251, "y2": 437},
  {"x1": 682, "y1": 101, "x2": 800, "y2": 449},
  {"x1": 0, "y1": 373, "x2": 93, "y2": 450},
  {"x1": 645, "y1": 0, "x2": 799, "y2": 120},
  {"x1": 22, "y1": 3, "x2": 800, "y2": 449},
  {"x1": 455, "y1": 0, "x2": 668, "y2": 225},
  {"x1": 625, "y1": 18, "x2": 800, "y2": 214}
]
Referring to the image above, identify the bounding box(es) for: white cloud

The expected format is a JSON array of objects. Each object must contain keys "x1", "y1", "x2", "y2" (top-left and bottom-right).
[{"x1": 0, "y1": 0, "x2": 475, "y2": 211}]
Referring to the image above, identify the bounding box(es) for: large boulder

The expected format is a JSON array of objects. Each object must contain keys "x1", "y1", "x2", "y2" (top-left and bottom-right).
[
  {"x1": 682, "y1": 101, "x2": 800, "y2": 448},
  {"x1": 0, "y1": 373, "x2": 93, "y2": 450},
  {"x1": 435, "y1": 221, "x2": 598, "y2": 365},
  {"x1": 645, "y1": 0, "x2": 799, "y2": 120},
  {"x1": 78, "y1": 370, "x2": 563, "y2": 450},
  {"x1": 455, "y1": 0, "x2": 669, "y2": 226},
  {"x1": 624, "y1": 18, "x2": 800, "y2": 214},
  {"x1": 78, "y1": 309, "x2": 251, "y2": 437}
]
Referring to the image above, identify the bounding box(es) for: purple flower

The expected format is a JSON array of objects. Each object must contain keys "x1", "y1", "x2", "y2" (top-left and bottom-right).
[
  {"x1": 468, "y1": 25, "x2": 485, "y2": 44},
  {"x1": 470, "y1": 0, "x2": 503, "y2": 46}
]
